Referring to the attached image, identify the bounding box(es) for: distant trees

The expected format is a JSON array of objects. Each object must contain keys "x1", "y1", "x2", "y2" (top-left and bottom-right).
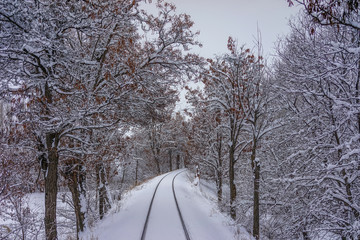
[
  {"x1": 131, "y1": 111, "x2": 190, "y2": 176},
  {"x1": 188, "y1": 97, "x2": 227, "y2": 204}
]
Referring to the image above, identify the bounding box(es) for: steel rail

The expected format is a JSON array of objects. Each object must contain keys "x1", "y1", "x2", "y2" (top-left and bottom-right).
[
  {"x1": 172, "y1": 170, "x2": 191, "y2": 240},
  {"x1": 140, "y1": 172, "x2": 171, "y2": 240},
  {"x1": 140, "y1": 170, "x2": 191, "y2": 240}
]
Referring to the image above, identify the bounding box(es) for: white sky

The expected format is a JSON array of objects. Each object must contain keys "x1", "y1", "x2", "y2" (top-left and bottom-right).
[
  {"x1": 166, "y1": 0, "x2": 302, "y2": 59},
  {"x1": 142, "y1": 0, "x2": 303, "y2": 113}
]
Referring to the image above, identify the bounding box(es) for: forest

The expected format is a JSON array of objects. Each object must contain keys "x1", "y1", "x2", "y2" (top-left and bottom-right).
[{"x1": 0, "y1": 0, "x2": 359, "y2": 239}]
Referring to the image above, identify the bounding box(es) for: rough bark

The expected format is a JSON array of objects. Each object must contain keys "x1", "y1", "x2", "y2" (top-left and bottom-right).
[{"x1": 44, "y1": 132, "x2": 59, "y2": 240}]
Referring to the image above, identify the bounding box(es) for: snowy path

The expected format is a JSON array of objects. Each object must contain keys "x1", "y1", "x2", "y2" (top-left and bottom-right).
[
  {"x1": 143, "y1": 170, "x2": 188, "y2": 240},
  {"x1": 87, "y1": 169, "x2": 243, "y2": 240}
]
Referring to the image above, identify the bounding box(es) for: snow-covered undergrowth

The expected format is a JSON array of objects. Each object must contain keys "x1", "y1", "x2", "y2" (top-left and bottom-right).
[
  {"x1": 184, "y1": 173, "x2": 253, "y2": 240},
  {"x1": 0, "y1": 192, "x2": 76, "y2": 239},
  {"x1": 0, "y1": 170, "x2": 254, "y2": 240}
]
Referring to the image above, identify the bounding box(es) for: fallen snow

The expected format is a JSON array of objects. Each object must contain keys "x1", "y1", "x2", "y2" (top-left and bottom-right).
[
  {"x1": 0, "y1": 192, "x2": 75, "y2": 239},
  {"x1": 84, "y1": 169, "x2": 253, "y2": 240},
  {"x1": 145, "y1": 170, "x2": 187, "y2": 240}
]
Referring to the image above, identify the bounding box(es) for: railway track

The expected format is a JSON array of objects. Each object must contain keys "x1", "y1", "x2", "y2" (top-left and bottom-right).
[{"x1": 140, "y1": 170, "x2": 190, "y2": 240}]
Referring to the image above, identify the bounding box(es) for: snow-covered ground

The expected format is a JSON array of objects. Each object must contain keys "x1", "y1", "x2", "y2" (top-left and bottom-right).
[
  {"x1": 84, "y1": 169, "x2": 253, "y2": 240},
  {"x1": 0, "y1": 192, "x2": 75, "y2": 239},
  {"x1": 1, "y1": 169, "x2": 253, "y2": 239}
]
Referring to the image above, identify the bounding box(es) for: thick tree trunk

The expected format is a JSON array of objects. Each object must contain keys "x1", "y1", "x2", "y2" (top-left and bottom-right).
[
  {"x1": 229, "y1": 147, "x2": 236, "y2": 220},
  {"x1": 97, "y1": 163, "x2": 111, "y2": 219},
  {"x1": 44, "y1": 132, "x2": 59, "y2": 240}
]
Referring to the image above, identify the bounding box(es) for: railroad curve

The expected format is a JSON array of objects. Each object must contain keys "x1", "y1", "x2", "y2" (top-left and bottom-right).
[{"x1": 141, "y1": 170, "x2": 190, "y2": 240}]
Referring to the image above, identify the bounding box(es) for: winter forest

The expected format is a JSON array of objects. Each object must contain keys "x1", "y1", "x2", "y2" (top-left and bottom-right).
[{"x1": 0, "y1": 0, "x2": 359, "y2": 239}]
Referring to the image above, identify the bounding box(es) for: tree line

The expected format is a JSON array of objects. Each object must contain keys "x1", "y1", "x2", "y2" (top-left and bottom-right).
[{"x1": 0, "y1": 0, "x2": 359, "y2": 239}]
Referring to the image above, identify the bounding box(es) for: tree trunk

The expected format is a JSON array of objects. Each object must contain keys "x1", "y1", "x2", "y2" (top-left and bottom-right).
[
  {"x1": 65, "y1": 160, "x2": 86, "y2": 239},
  {"x1": 302, "y1": 230, "x2": 311, "y2": 240},
  {"x1": 154, "y1": 156, "x2": 161, "y2": 174},
  {"x1": 216, "y1": 169, "x2": 223, "y2": 203},
  {"x1": 169, "y1": 149, "x2": 173, "y2": 171},
  {"x1": 251, "y1": 139, "x2": 260, "y2": 240},
  {"x1": 176, "y1": 154, "x2": 180, "y2": 169},
  {"x1": 135, "y1": 159, "x2": 138, "y2": 185},
  {"x1": 217, "y1": 133, "x2": 223, "y2": 203},
  {"x1": 184, "y1": 152, "x2": 189, "y2": 168},
  {"x1": 0, "y1": 101, "x2": 3, "y2": 129},
  {"x1": 356, "y1": 29, "x2": 360, "y2": 136},
  {"x1": 229, "y1": 146, "x2": 236, "y2": 220},
  {"x1": 44, "y1": 132, "x2": 59, "y2": 240},
  {"x1": 97, "y1": 162, "x2": 111, "y2": 220},
  {"x1": 355, "y1": 31, "x2": 360, "y2": 240},
  {"x1": 252, "y1": 159, "x2": 260, "y2": 240}
]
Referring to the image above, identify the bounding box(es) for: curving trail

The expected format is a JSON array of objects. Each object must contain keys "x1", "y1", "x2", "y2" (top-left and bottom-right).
[
  {"x1": 141, "y1": 169, "x2": 190, "y2": 240},
  {"x1": 140, "y1": 172, "x2": 171, "y2": 240},
  {"x1": 88, "y1": 168, "x2": 239, "y2": 240},
  {"x1": 172, "y1": 170, "x2": 191, "y2": 240}
]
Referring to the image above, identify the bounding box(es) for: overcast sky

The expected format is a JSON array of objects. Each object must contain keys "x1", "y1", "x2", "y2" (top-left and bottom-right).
[
  {"x1": 165, "y1": 0, "x2": 302, "y2": 59},
  {"x1": 143, "y1": 0, "x2": 303, "y2": 112}
]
